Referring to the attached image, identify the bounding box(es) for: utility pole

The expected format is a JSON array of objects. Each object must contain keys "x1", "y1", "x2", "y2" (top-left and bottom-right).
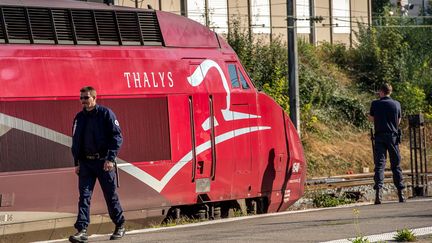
[
  {"x1": 205, "y1": 0, "x2": 209, "y2": 27},
  {"x1": 309, "y1": 0, "x2": 316, "y2": 45},
  {"x1": 287, "y1": 0, "x2": 300, "y2": 132},
  {"x1": 247, "y1": 0, "x2": 252, "y2": 40}
]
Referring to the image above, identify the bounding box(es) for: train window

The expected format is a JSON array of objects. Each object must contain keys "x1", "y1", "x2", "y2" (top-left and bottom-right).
[
  {"x1": 228, "y1": 64, "x2": 240, "y2": 88},
  {"x1": 0, "y1": 100, "x2": 80, "y2": 172},
  {"x1": 238, "y1": 69, "x2": 250, "y2": 89},
  {"x1": 99, "y1": 98, "x2": 171, "y2": 163},
  {"x1": 0, "y1": 97, "x2": 171, "y2": 173}
]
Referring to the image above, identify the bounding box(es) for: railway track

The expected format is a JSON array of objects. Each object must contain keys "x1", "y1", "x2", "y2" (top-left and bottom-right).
[{"x1": 306, "y1": 171, "x2": 431, "y2": 191}]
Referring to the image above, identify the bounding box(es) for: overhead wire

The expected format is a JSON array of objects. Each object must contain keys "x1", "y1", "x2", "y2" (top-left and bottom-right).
[
  {"x1": 183, "y1": 10, "x2": 432, "y2": 29},
  {"x1": 120, "y1": 0, "x2": 428, "y2": 18},
  {"x1": 117, "y1": 1, "x2": 432, "y2": 30},
  {"x1": 116, "y1": 1, "x2": 371, "y2": 15}
]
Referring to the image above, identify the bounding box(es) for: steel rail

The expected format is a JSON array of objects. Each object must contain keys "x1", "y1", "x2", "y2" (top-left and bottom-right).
[{"x1": 306, "y1": 171, "x2": 432, "y2": 191}]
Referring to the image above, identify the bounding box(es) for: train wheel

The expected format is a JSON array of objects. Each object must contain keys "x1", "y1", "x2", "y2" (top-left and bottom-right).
[
  {"x1": 163, "y1": 207, "x2": 182, "y2": 224},
  {"x1": 213, "y1": 206, "x2": 221, "y2": 220},
  {"x1": 195, "y1": 205, "x2": 207, "y2": 220},
  {"x1": 174, "y1": 207, "x2": 181, "y2": 223}
]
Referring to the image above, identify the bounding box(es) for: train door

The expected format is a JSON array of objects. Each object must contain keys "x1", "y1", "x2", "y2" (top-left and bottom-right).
[
  {"x1": 186, "y1": 60, "x2": 216, "y2": 193},
  {"x1": 225, "y1": 62, "x2": 257, "y2": 197}
]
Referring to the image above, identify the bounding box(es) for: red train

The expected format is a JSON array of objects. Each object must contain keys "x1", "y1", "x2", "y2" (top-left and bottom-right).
[{"x1": 0, "y1": 0, "x2": 306, "y2": 241}]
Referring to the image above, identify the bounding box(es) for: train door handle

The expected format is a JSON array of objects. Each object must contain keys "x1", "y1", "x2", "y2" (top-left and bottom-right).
[{"x1": 197, "y1": 161, "x2": 204, "y2": 174}]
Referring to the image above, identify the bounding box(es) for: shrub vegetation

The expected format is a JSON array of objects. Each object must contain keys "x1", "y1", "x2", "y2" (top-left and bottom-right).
[
  {"x1": 225, "y1": 6, "x2": 432, "y2": 176},
  {"x1": 394, "y1": 228, "x2": 417, "y2": 242}
]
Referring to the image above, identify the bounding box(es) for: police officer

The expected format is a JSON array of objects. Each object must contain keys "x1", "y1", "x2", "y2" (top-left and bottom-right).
[
  {"x1": 69, "y1": 86, "x2": 125, "y2": 243},
  {"x1": 368, "y1": 83, "x2": 405, "y2": 204}
]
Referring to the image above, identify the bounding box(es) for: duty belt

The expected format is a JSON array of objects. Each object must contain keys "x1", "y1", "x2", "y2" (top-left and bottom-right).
[{"x1": 85, "y1": 153, "x2": 102, "y2": 160}]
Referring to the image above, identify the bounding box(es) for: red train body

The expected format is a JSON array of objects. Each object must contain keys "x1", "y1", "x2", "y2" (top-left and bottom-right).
[{"x1": 0, "y1": 0, "x2": 306, "y2": 239}]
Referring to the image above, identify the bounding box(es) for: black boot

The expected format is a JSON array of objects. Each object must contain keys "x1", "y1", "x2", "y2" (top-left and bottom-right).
[
  {"x1": 110, "y1": 224, "x2": 126, "y2": 240},
  {"x1": 374, "y1": 189, "x2": 382, "y2": 205},
  {"x1": 398, "y1": 189, "x2": 406, "y2": 203},
  {"x1": 69, "y1": 229, "x2": 88, "y2": 243}
]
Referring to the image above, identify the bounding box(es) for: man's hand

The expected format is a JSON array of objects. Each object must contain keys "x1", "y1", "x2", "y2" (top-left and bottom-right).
[
  {"x1": 104, "y1": 160, "x2": 115, "y2": 171},
  {"x1": 75, "y1": 166, "x2": 80, "y2": 175}
]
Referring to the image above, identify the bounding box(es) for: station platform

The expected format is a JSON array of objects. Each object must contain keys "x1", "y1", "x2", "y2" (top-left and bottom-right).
[{"x1": 45, "y1": 197, "x2": 432, "y2": 243}]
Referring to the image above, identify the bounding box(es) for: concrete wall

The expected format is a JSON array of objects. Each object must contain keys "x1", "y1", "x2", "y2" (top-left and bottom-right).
[
  {"x1": 350, "y1": 0, "x2": 370, "y2": 46},
  {"x1": 160, "y1": 0, "x2": 182, "y2": 14},
  {"x1": 314, "y1": 0, "x2": 331, "y2": 44},
  {"x1": 227, "y1": 0, "x2": 249, "y2": 35},
  {"x1": 115, "y1": 0, "x2": 181, "y2": 14},
  {"x1": 111, "y1": 0, "x2": 371, "y2": 47},
  {"x1": 271, "y1": 0, "x2": 287, "y2": 39}
]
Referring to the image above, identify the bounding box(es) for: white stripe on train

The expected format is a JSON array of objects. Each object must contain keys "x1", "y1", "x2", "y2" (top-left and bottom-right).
[
  {"x1": 119, "y1": 126, "x2": 271, "y2": 192},
  {"x1": 0, "y1": 112, "x2": 270, "y2": 193}
]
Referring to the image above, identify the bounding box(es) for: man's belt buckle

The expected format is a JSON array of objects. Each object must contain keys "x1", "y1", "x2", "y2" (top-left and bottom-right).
[{"x1": 86, "y1": 153, "x2": 100, "y2": 160}]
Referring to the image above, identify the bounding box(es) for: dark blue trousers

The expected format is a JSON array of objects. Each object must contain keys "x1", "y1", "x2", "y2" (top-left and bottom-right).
[
  {"x1": 74, "y1": 159, "x2": 125, "y2": 231},
  {"x1": 373, "y1": 134, "x2": 405, "y2": 190}
]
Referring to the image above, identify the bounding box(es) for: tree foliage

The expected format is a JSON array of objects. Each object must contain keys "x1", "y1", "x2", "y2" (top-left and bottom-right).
[
  {"x1": 344, "y1": 12, "x2": 432, "y2": 116},
  {"x1": 227, "y1": 2, "x2": 432, "y2": 122},
  {"x1": 226, "y1": 22, "x2": 368, "y2": 131},
  {"x1": 372, "y1": 0, "x2": 391, "y2": 16},
  {"x1": 226, "y1": 20, "x2": 288, "y2": 90}
]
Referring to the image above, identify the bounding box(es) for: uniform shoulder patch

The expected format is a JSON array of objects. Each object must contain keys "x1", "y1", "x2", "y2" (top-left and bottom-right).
[{"x1": 114, "y1": 120, "x2": 120, "y2": 126}]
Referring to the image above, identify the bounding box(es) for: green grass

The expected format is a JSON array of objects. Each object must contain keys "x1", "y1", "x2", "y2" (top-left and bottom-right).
[
  {"x1": 312, "y1": 192, "x2": 354, "y2": 208},
  {"x1": 394, "y1": 228, "x2": 417, "y2": 242},
  {"x1": 150, "y1": 216, "x2": 200, "y2": 228},
  {"x1": 233, "y1": 209, "x2": 247, "y2": 217},
  {"x1": 349, "y1": 236, "x2": 370, "y2": 243}
]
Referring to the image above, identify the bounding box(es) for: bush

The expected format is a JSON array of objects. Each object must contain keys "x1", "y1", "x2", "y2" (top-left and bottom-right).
[
  {"x1": 298, "y1": 40, "x2": 369, "y2": 129},
  {"x1": 319, "y1": 42, "x2": 352, "y2": 69},
  {"x1": 226, "y1": 19, "x2": 287, "y2": 90},
  {"x1": 349, "y1": 236, "x2": 370, "y2": 243},
  {"x1": 226, "y1": 20, "x2": 369, "y2": 131},
  {"x1": 262, "y1": 75, "x2": 289, "y2": 111},
  {"x1": 393, "y1": 82, "x2": 426, "y2": 116},
  {"x1": 330, "y1": 95, "x2": 368, "y2": 128},
  {"x1": 394, "y1": 228, "x2": 417, "y2": 242},
  {"x1": 352, "y1": 14, "x2": 432, "y2": 118},
  {"x1": 312, "y1": 192, "x2": 353, "y2": 208}
]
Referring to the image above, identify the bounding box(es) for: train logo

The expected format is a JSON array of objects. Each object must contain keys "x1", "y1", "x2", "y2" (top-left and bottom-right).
[{"x1": 187, "y1": 59, "x2": 261, "y2": 126}]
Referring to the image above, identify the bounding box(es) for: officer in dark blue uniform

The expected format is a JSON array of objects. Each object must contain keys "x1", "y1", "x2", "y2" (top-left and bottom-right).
[
  {"x1": 369, "y1": 83, "x2": 405, "y2": 205},
  {"x1": 69, "y1": 86, "x2": 125, "y2": 243}
]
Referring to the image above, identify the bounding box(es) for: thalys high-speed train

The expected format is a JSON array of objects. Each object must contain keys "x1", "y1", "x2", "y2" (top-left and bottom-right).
[{"x1": 0, "y1": 0, "x2": 306, "y2": 241}]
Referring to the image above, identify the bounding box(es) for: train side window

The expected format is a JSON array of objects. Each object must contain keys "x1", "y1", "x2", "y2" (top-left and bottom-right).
[
  {"x1": 238, "y1": 69, "x2": 250, "y2": 89},
  {"x1": 228, "y1": 64, "x2": 240, "y2": 88},
  {"x1": 0, "y1": 97, "x2": 171, "y2": 173}
]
